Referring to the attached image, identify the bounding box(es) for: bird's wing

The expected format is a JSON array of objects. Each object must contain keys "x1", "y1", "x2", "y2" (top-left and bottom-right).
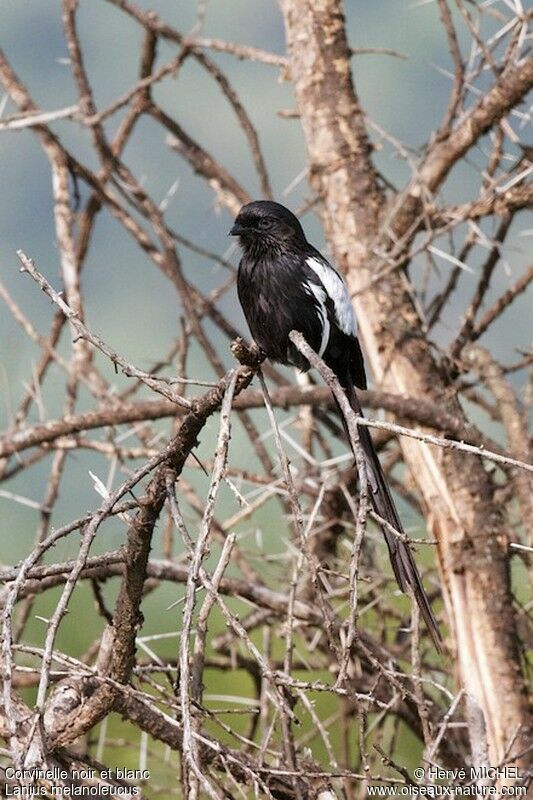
[
  {"x1": 301, "y1": 254, "x2": 366, "y2": 389},
  {"x1": 304, "y1": 255, "x2": 357, "y2": 338}
]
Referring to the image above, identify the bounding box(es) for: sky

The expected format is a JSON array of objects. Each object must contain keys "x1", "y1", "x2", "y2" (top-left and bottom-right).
[
  {"x1": 0, "y1": 0, "x2": 530, "y2": 633},
  {"x1": 0, "y1": 1, "x2": 530, "y2": 775}
]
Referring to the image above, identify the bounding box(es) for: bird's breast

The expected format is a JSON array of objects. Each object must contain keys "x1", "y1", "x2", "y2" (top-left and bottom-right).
[{"x1": 237, "y1": 254, "x2": 326, "y2": 369}]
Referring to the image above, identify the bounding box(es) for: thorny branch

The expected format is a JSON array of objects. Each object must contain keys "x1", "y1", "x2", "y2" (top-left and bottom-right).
[{"x1": 0, "y1": 1, "x2": 531, "y2": 797}]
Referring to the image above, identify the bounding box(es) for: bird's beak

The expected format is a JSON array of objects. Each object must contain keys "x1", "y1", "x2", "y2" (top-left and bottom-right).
[{"x1": 229, "y1": 223, "x2": 245, "y2": 236}]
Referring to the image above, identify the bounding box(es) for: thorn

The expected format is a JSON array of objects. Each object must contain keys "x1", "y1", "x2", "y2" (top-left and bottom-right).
[{"x1": 189, "y1": 450, "x2": 208, "y2": 475}]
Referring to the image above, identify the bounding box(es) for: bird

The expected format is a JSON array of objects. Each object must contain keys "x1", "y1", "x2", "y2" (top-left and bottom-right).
[{"x1": 230, "y1": 199, "x2": 442, "y2": 651}]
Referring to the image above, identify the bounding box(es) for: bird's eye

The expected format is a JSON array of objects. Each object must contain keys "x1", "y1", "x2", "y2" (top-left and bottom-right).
[{"x1": 258, "y1": 217, "x2": 273, "y2": 230}]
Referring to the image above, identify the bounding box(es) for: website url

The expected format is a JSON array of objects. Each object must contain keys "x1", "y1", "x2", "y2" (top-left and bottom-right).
[{"x1": 367, "y1": 785, "x2": 527, "y2": 797}]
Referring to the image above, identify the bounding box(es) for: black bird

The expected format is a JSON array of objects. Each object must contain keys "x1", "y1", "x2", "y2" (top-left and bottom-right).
[{"x1": 230, "y1": 200, "x2": 442, "y2": 650}]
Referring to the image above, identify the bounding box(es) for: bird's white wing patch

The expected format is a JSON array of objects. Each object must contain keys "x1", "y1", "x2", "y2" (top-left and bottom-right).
[
  {"x1": 306, "y1": 257, "x2": 357, "y2": 336},
  {"x1": 303, "y1": 281, "x2": 330, "y2": 356}
]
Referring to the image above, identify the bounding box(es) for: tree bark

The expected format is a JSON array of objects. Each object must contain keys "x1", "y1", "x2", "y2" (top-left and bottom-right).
[{"x1": 279, "y1": 0, "x2": 532, "y2": 768}]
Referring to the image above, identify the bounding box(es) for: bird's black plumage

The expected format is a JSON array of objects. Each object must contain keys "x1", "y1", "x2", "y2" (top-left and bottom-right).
[{"x1": 231, "y1": 200, "x2": 442, "y2": 651}]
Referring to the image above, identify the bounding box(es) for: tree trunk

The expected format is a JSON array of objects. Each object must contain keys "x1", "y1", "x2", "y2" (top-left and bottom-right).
[{"x1": 279, "y1": 0, "x2": 532, "y2": 768}]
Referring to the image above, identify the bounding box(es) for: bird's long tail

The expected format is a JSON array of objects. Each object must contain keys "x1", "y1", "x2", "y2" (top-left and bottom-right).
[{"x1": 339, "y1": 382, "x2": 442, "y2": 651}]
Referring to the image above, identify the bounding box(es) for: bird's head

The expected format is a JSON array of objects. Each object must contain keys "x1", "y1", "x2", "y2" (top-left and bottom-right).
[{"x1": 229, "y1": 201, "x2": 307, "y2": 254}]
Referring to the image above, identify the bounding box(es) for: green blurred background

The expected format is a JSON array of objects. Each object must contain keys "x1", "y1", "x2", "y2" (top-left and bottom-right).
[{"x1": 1, "y1": 0, "x2": 531, "y2": 792}]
